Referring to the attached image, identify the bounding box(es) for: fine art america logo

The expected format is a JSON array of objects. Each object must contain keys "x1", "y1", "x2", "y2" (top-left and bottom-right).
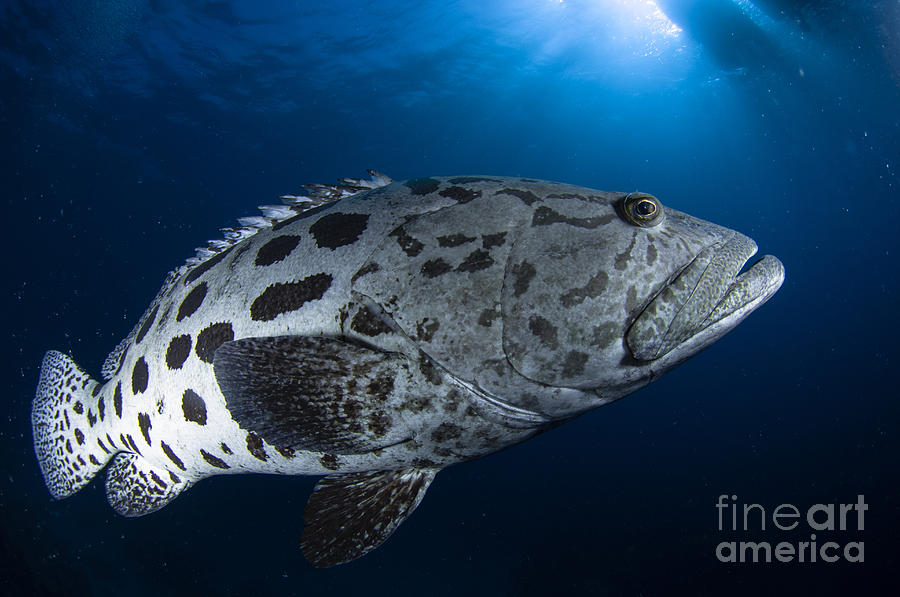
[{"x1": 715, "y1": 494, "x2": 866, "y2": 563}]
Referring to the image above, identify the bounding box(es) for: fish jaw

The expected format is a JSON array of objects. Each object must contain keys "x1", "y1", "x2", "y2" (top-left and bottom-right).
[{"x1": 626, "y1": 231, "x2": 785, "y2": 365}]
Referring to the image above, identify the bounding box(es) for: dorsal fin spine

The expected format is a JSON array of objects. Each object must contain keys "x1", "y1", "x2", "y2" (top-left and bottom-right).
[{"x1": 180, "y1": 170, "x2": 393, "y2": 270}]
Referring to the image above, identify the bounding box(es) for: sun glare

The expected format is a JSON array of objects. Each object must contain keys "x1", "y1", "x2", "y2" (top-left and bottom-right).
[{"x1": 615, "y1": 0, "x2": 683, "y2": 39}]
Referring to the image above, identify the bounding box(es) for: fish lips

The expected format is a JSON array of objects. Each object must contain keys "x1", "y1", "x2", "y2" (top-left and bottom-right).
[{"x1": 625, "y1": 232, "x2": 785, "y2": 363}]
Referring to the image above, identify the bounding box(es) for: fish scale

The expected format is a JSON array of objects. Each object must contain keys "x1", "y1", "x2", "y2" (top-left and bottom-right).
[{"x1": 32, "y1": 172, "x2": 784, "y2": 567}]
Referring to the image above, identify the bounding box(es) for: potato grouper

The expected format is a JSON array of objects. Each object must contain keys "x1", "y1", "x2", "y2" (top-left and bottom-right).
[{"x1": 32, "y1": 172, "x2": 784, "y2": 567}]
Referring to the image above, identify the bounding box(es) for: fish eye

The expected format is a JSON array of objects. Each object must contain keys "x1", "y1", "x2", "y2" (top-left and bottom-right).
[{"x1": 622, "y1": 193, "x2": 664, "y2": 227}]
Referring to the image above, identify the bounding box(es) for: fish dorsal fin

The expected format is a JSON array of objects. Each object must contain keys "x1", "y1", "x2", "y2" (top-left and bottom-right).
[
  {"x1": 212, "y1": 335, "x2": 417, "y2": 455},
  {"x1": 105, "y1": 453, "x2": 192, "y2": 517},
  {"x1": 181, "y1": 170, "x2": 392, "y2": 270},
  {"x1": 301, "y1": 468, "x2": 438, "y2": 567}
]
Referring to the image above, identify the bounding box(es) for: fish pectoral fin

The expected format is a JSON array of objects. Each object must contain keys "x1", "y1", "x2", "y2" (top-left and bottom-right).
[
  {"x1": 105, "y1": 453, "x2": 192, "y2": 517},
  {"x1": 213, "y1": 335, "x2": 414, "y2": 454},
  {"x1": 301, "y1": 467, "x2": 439, "y2": 567}
]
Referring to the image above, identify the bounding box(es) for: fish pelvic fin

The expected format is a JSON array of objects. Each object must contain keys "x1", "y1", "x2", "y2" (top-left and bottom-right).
[
  {"x1": 32, "y1": 350, "x2": 117, "y2": 499},
  {"x1": 301, "y1": 467, "x2": 438, "y2": 567},
  {"x1": 105, "y1": 453, "x2": 192, "y2": 517}
]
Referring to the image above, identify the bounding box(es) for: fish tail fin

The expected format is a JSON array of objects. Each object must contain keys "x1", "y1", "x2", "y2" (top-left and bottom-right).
[{"x1": 32, "y1": 350, "x2": 116, "y2": 499}]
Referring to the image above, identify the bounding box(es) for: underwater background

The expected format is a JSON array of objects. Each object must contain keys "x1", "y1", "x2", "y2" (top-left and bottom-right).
[{"x1": 2, "y1": 0, "x2": 898, "y2": 595}]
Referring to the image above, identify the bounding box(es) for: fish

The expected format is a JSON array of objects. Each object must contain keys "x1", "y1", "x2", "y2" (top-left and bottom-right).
[{"x1": 31, "y1": 171, "x2": 785, "y2": 567}]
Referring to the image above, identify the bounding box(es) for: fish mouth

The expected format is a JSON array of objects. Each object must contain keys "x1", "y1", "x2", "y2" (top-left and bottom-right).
[{"x1": 626, "y1": 233, "x2": 785, "y2": 362}]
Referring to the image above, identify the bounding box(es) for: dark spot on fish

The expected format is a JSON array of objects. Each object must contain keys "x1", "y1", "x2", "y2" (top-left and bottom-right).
[
  {"x1": 646, "y1": 242, "x2": 658, "y2": 266},
  {"x1": 220, "y1": 442, "x2": 233, "y2": 455},
  {"x1": 625, "y1": 286, "x2": 640, "y2": 315},
  {"x1": 560, "y1": 270, "x2": 609, "y2": 307},
  {"x1": 400, "y1": 394, "x2": 429, "y2": 413},
  {"x1": 449, "y1": 177, "x2": 500, "y2": 184},
  {"x1": 182, "y1": 389, "x2": 207, "y2": 426},
  {"x1": 126, "y1": 434, "x2": 141, "y2": 456},
  {"x1": 546, "y1": 193, "x2": 591, "y2": 200},
  {"x1": 431, "y1": 423, "x2": 462, "y2": 443},
  {"x1": 91, "y1": 384, "x2": 101, "y2": 398},
  {"x1": 169, "y1": 471, "x2": 181, "y2": 484},
  {"x1": 177, "y1": 282, "x2": 207, "y2": 321},
  {"x1": 511, "y1": 260, "x2": 536, "y2": 297},
  {"x1": 456, "y1": 249, "x2": 494, "y2": 272},
  {"x1": 422, "y1": 258, "x2": 452, "y2": 278},
  {"x1": 135, "y1": 305, "x2": 158, "y2": 344},
  {"x1": 416, "y1": 318, "x2": 439, "y2": 341},
  {"x1": 528, "y1": 315, "x2": 558, "y2": 348},
  {"x1": 89, "y1": 454, "x2": 100, "y2": 466},
  {"x1": 412, "y1": 457, "x2": 439, "y2": 468},
  {"x1": 532, "y1": 206, "x2": 616, "y2": 229},
  {"x1": 276, "y1": 446, "x2": 296, "y2": 459},
  {"x1": 132, "y1": 357, "x2": 149, "y2": 394},
  {"x1": 441, "y1": 389, "x2": 462, "y2": 414},
  {"x1": 87, "y1": 410, "x2": 96, "y2": 427},
  {"x1": 351, "y1": 261, "x2": 381, "y2": 283},
  {"x1": 405, "y1": 177, "x2": 440, "y2": 195},
  {"x1": 111, "y1": 382, "x2": 122, "y2": 421},
  {"x1": 65, "y1": 439, "x2": 72, "y2": 454},
  {"x1": 498, "y1": 187, "x2": 541, "y2": 205},
  {"x1": 390, "y1": 227, "x2": 424, "y2": 257},
  {"x1": 200, "y1": 449, "x2": 230, "y2": 469},
  {"x1": 368, "y1": 411, "x2": 392, "y2": 437},
  {"x1": 246, "y1": 432, "x2": 268, "y2": 462},
  {"x1": 437, "y1": 233, "x2": 477, "y2": 247},
  {"x1": 350, "y1": 305, "x2": 392, "y2": 337},
  {"x1": 250, "y1": 273, "x2": 332, "y2": 321},
  {"x1": 439, "y1": 186, "x2": 481, "y2": 204},
  {"x1": 74, "y1": 428, "x2": 84, "y2": 445},
  {"x1": 320, "y1": 453, "x2": 339, "y2": 470},
  {"x1": 419, "y1": 357, "x2": 443, "y2": 386},
  {"x1": 366, "y1": 373, "x2": 395, "y2": 399},
  {"x1": 562, "y1": 350, "x2": 589, "y2": 377},
  {"x1": 166, "y1": 334, "x2": 192, "y2": 370},
  {"x1": 184, "y1": 247, "x2": 232, "y2": 285},
  {"x1": 310, "y1": 213, "x2": 369, "y2": 250},
  {"x1": 478, "y1": 307, "x2": 499, "y2": 327},
  {"x1": 72, "y1": 401, "x2": 83, "y2": 415},
  {"x1": 615, "y1": 232, "x2": 638, "y2": 271},
  {"x1": 255, "y1": 235, "x2": 301, "y2": 266},
  {"x1": 195, "y1": 322, "x2": 234, "y2": 363},
  {"x1": 591, "y1": 323, "x2": 618, "y2": 349},
  {"x1": 149, "y1": 470, "x2": 167, "y2": 489},
  {"x1": 482, "y1": 232, "x2": 507, "y2": 249},
  {"x1": 137, "y1": 412, "x2": 152, "y2": 446}
]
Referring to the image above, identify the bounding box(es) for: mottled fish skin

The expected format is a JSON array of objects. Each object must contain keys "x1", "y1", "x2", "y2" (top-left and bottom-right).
[{"x1": 32, "y1": 174, "x2": 784, "y2": 566}]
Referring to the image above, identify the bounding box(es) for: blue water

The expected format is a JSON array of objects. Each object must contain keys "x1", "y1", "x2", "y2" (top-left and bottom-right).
[{"x1": 3, "y1": 1, "x2": 898, "y2": 594}]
